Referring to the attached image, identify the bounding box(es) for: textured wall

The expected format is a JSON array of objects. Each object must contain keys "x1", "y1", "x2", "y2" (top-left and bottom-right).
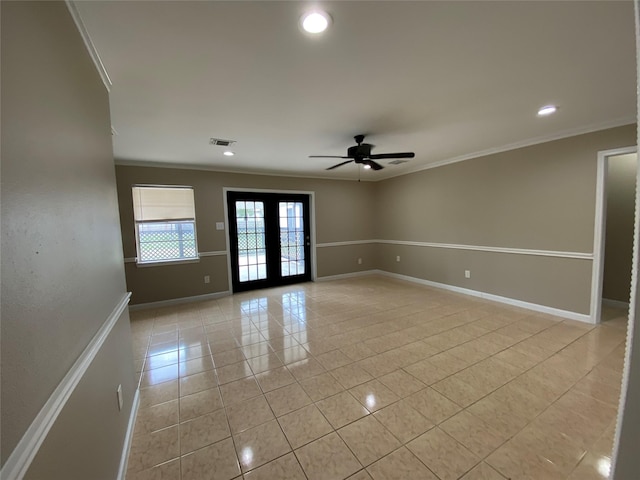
[
  {"x1": 24, "y1": 310, "x2": 135, "y2": 480},
  {"x1": 373, "y1": 125, "x2": 636, "y2": 314},
  {"x1": 115, "y1": 166, "x2": 377, "y2": 304},
  {"x1": 116, "y1": 126, "x2": 636, "y2": 313},
  {"x1": 1, "y1": 1, "x2": 134, "y2": 476}
]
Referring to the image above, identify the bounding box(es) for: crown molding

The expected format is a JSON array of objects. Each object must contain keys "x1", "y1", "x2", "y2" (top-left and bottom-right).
[
  {"x1": 381, "y1": 117, "x2": 637, "y2": 181},
  {"x1": 114, "y1": 119, "x2": 635, "y2": 182},
  {"x1": 66, "y1": 1, "x2": 112, "y2": 92}
]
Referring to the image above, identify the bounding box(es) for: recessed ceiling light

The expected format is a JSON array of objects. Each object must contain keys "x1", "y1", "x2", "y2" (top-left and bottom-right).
[
  {"x1": 537, "y1": 105, "x2": 558, "y2": 116},
  {"x1": 363, "y1": 164, "x2": 372, "y2": 170},
  {"x1": 223, "y1": 151, "x2": 234, "y2": 156},
  {"x1": 301, "y1": 10, "x2": 331, "y2": 34}
]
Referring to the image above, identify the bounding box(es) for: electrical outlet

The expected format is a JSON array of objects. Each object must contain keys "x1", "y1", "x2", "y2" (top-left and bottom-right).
[
  {"x1": 116, "y1": 384, "x2": 123, "y2": 411},
  {"x1": 357, "y1": 258, "x2": 363, "y2": 265},
  {"x1": 204, "y1": 275, "x2": 210, "y2": 284},
  {"x1": 465, "y1": 270, "x2": 471, "y2": 278},
  {"x1": 396, "y1": 256, "x2": 401, "y2": 262}
]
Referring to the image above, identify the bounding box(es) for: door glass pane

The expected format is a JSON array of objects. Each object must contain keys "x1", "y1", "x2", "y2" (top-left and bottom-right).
[
  {"x1": 236, "y1": 200, "x2": 267, "y2": 282},
  {"x1": 279, "y1": 201, "x2": 305, "y2": 277}
]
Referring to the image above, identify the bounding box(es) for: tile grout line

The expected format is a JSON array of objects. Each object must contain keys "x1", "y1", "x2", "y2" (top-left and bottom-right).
[{"x1": 127, "y1": 279, "x2": 625, "y2": 480}]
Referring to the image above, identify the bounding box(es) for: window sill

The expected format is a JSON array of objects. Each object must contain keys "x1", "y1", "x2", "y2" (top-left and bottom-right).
[{"x1": 135, "y1": 257, "x2": 200, "y2": 268}]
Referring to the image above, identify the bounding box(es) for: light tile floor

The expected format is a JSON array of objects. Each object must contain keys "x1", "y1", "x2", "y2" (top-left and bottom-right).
[{"x1": 125, "y1": 276, "x2": 628, "y2": 480}]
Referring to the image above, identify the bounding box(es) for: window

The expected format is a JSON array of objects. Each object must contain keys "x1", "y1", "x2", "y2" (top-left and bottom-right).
[{"x1": 132, "y1": 186, "x2": 198, "y2": 264}]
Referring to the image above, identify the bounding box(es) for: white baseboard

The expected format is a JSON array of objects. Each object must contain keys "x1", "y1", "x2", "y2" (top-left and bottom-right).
[
  {"x1": 128, "y1": 290, "x2": 231, "y2": 311},
  {"x1": 603, "y1": 298, "x2": 630, "y2": 309},
  {"x1": 129, "y1": 269, "x2": 591, "y2": 324},
  {"x1": 0, "y1": 293, "x2": 132, "y2": 480},
  {"x1": 375, "y1": 270, "x2": 593, "y2": 324},
  {"x1": 117, "y1": 388, "x2": 140, "y2": 480},
  {"x1": 316, "y1": 270, "x2": 379, "y2": 282}
]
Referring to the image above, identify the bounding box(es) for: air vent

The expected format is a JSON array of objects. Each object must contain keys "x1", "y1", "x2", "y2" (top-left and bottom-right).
[
  {"x1": 388, "y1": 159, "x2": 408, "y2": 165},
  {"x1": 209, "y1": 138, "x2": 236, "y2": 147}
]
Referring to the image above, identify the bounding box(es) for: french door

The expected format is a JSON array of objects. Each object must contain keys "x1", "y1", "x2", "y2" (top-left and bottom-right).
[{"x1": 227, "y1": 191, "x2": 311, "y2": 292}]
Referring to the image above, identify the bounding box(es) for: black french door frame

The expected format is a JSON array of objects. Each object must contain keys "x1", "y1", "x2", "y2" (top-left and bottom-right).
[{"x1": 227, "y1": 191, "x2": 312, "y2": 293}]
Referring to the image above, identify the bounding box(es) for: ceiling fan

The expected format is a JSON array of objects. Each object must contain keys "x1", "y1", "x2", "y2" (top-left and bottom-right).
[{"x1": 310, "y1": 134, "x2": 415, "y2": 171}]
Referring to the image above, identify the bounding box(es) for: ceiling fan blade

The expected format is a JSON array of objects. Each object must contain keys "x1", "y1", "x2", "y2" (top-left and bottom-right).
[
  {"x1": 363, "y1": 159, "x2": 384, "y2": 170},
  {"x1": 309, "y1": 155, "x2": 350, "y2": 159},
  {"x1": 369, "y1": 152, "x2": 415, "y2": 160},
  {"x1": 326, "y1": 160, "x2": 354, "y2": 170}
]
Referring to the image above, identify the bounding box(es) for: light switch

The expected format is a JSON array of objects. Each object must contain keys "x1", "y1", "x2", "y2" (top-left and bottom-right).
[{"x1": 216, "y1": 222, "x2": 225, "y2": 230}]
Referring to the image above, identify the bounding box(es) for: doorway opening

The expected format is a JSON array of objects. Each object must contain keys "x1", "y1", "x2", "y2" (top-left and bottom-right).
[
  {"x1": 591, "y1": 146, "x2": 638, "y2": 324},
  {"x1": 226, "y1": 190, "x2": 313, "y2": 293}
]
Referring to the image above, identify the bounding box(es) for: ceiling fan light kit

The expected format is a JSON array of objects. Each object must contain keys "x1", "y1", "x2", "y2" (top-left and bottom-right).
[{"x1": 310, "y1": 134, "x2": 415, "y2": 172}]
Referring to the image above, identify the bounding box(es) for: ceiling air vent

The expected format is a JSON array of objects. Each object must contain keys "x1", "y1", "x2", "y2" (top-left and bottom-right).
[
  {"x1": 388, "y1": 159, "x2": 408, "y2": 165},
  {"x1": 209, "y1": 138, "x2": 236, "y2": 147}
]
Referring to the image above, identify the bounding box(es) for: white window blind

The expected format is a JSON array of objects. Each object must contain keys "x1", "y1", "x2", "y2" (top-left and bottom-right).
[
  {"x1": 132, "y1": 186, "x2": 195, "y2": 221},
  {"x1": 131, "y1": 186, "x2": 198, "y2": 264}
]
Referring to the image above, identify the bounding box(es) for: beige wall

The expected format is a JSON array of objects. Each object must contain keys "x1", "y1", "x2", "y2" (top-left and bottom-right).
[
  {"x1": 1, "y1": 2, "x2": 134, "y2": 477},
  {"x1": 603, "y1": 153, "x2": 637, "y2": 303},
  {"x1": 117, "y1": 126, "x2": 636, "y2": 313},
  {"x1": 25, "y1": 311, "x2": 134, "y2": 480},
  {"x1": 316, "y1": 243, "x2": 378, "y2": 278},
  {"x1": 115, "y1": 166, "x2": 377, "y2": 304},
  {"x1": 376, "y1": 244, "x2": 593, "y2": 314},
  {"x1": 374, "y1": 125, "x2": 636, "y2": 314}
]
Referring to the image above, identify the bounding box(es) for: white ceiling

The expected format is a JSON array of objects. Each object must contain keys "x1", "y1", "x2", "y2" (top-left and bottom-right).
[{"x1": 74, "y1": 1, "x2": 637, "y2": 181}]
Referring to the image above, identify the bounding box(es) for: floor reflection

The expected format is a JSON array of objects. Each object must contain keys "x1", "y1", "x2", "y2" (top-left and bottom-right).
[{"x1": 128, "y1": 277, "x2": 626, "y2": 480}]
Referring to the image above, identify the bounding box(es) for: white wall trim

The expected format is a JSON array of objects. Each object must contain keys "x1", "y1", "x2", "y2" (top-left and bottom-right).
[
  {"x1": 310, "y1": 193, "x2": 318, "y2": 282},
  {"x1": 382, "y1": 117, "x2": 636, "y2": 181},
  {"x1": 315, "y1": 238, "x2": 592, "y2": 260},
  {"x1": 591, "y1": 152, "x2": 608, "y2": 324},
  {"x1": 222, "y1": 187, "x2": 317, "y2": 196},
  {"x1": 124, "y1": 251, "x2": 227, "y2": 264},
  {"x1": 0, "y1": 292, "x2": 132, "y2": 480},
  {"x1": 374, "y1": 270, "x2": 592, "y2": 323},
  {"x1": 222, "y1": 187, "x2": 318, "y2": 288},
  {"x1": 65, "y1": 1, "x2": 112, "y2": 92},
  {"x1": 317, "y1": 240, "x2": 375, "y2": 248},
  {"x1": 115, "y1": 121, "x2": 634, "y2": 183},
  {"x1": 114, "y1": 159, "x2": 372, "y2": 183},
  {"x1": 135, "y1": 258, "x2": 201, "y2": 268},
  {"x1": 116, "y1": 389, "x2": 140, "y2": 480},
  {"x1": 316, "y1": 270, "x2": 379, "y2": 282},
  {"x1": 603, "y1": 298, "x2": 631, "y2": 310},
  {"x1": 199, "y1": 251, "x2": 227, "y2": 257},
  {"x1": 376, "y1": 239, "x2": 593, "y2": 260},
  {"x1": 128, "y1": 290, "x2": 231, "y2": 311}
]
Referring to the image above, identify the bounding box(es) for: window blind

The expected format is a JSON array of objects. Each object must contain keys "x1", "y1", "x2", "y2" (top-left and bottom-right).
[{"x1": 132, "y1": 186, "x2": 195, "y2": 221}]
